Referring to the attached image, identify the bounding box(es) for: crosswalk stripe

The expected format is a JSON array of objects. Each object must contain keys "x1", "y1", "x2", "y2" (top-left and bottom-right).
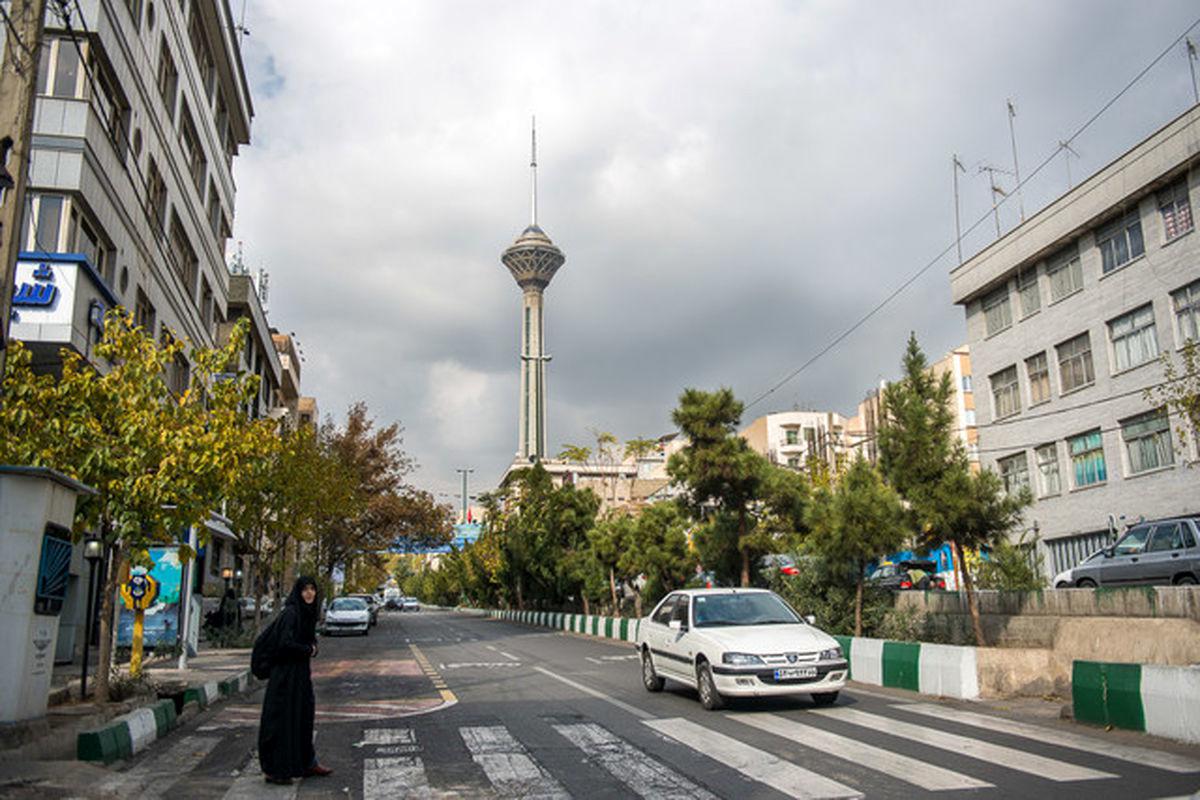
[
  {"x1": 222, "y1": 750, "x2": 298, "y2": 799},
  {"x1": 900, "y1": 703, "x2": 1200, "y2": 774},
  {"x1": 644, "y1": 717, "x2": 862, "y2": 800},
  {"x1": 363, "y1": 756, "x2": 435, "y2": 799},
  {"x1": 810, "y1": 707, "x2": 1115, "y2": 782},
  {"x1": 361, "y1": 728, "x2": 416, "y2": 745},
  {"x1": 728, "y1": 713, "x2": 992, "y2": 792},
  {"x1": 553, "y1": 722, "x2": 718, "y2": 799},
  {"x1": 460, "y1": 725, "x2": 570, "y2": 799},
  {"x1": 99, "y1": 735, "x2": 221, "y2": 795}
]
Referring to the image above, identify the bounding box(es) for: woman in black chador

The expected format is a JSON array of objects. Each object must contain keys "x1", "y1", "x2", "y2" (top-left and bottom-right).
[{"x1": 258, "y1": 576, "x2": 333, "y2": 784}]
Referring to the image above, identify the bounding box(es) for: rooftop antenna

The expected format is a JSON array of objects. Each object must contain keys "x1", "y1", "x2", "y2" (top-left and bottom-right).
[
  {"x1": 952, "y1": 154, "x2": 966, "y2": 265},
  {"x1": 229, "y1": 240, "x2": 248, "y2": 275},
  {"x1": 1006, "y1": 99, "x2": 1025, "y2": 222},
  {"x1": 1057, "y1": 139, "x2": 1081, "y2": 190},
  {"x1": 530, "y1": 115, "x2": 538, "y2": 227},
  {"x1": 1188, "y1": 38, "x2": 1199, "y2": 105},
  {"x1": 235, "y1": 0, "x2": 250, "y2": 39},
  {"x1": 257, "y1": 268, "x2": 270, "y2": 311},
  {"x1": 978, "y1": 163, "x2": 1013, "y2": 238}
]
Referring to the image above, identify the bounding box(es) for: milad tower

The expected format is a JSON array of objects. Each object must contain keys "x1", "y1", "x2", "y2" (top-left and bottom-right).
[{"x1": 501, "y1": 119, "x2": 565, "y2": 462}]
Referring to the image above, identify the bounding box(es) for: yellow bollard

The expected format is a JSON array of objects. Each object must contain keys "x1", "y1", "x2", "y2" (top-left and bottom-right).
[{"x1": 130, "y1": 607, "x2": 145, "y2": 676}]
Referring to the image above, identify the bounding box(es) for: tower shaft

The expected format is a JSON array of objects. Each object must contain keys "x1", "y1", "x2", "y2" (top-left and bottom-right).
[{"x1": 519, "y1": 287, "x2": 547, "y2": 460}]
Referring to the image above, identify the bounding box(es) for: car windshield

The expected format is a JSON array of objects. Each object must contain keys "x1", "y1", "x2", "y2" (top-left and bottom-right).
[
  {"x1": 693, "y1": 593, "x2": 800, "y2": 627},
  {"x1": 331, "y1": 598, "x2": 366, "y2": 611}
]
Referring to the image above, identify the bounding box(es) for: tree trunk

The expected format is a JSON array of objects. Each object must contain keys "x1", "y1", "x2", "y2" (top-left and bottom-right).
[
  {"x1": 955, "y1": 541, "x2": 986, "y2": 646},
  {"x1": 951, "y1": 539, "x2": 964, "y2": 591},
  {"x1": 739, "y1": 511, "x2": 751, "y2": 587},
  {"x1": 608, "y1": 567, "x2": 619, "y2": 616},
  {"x1": 854, "y1": 563, "x2": 864, "y2": 638},
  {"x1": 94, "y1": 539, "x2": 122, "y2": 703},
  {"x1": 633, "y1": 590, "x2": 642, "y2": 619},
  {"x1": 515, "y1": 574, "x2": 524, "y2": 611},
  {"x1": 582, "y1": 595, "x2": 590, "y2": 616}
]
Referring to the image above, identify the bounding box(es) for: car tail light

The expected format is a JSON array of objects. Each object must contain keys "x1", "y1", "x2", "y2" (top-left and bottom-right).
[
  {"x1": 781, "y1": 566, "x2": 799, "y2": 575},
  {"x1": 899, "y1": 580, "x2": 912, "y2": 589},
  {"x1": 934, "y1": 578, "x2": 946, "y2": 590}
]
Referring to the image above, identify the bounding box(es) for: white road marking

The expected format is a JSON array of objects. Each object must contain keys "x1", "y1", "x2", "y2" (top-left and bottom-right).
[
  {"x1": 438, "y1": 661, "x2": 523, "y2": 670},
  {"x1": 586, "y1": 657, "x2": 604, "y2": 665},
  {"x1": 363, "y1": 756, "x2": 435, "y2": 800},
  {"x1": 900, "y1": 703, "x2": 1200, "y2": 774},
  {"x1": 645, "y1": 717, "x2": 861, "y2": 799},
  {"x1": 729, "y1": 713, "x2": 991, "y2": 791},
  {"x1": 460, "y1": 725, "x2": 570, "y2": 799},
  {"x1": 554, "y1": 722, "x2": 717, "y2": 799},
  {"x1": 359, "y1": 728, "x2": 416, "y2": 746},
  {"x1": 100, "y1": 735, "x2": 221, "y2": 794},
  {"x1": 222, "y1": 750, "x2": 298, "y2": 799},
  {"x1": 810, "y1": 707, "x2": 1115, "y2": 782},
  {"x1": 499, "y1": 651, "x2": 520, "y2": 661},
  {"x1": 532, "y1": 666, "x2": 652, "y2": 720}
]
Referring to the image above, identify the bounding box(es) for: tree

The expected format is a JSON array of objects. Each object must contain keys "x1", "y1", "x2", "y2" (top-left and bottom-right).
[
  {"x1": 590, "y1": 428, "x2": 620, "y2": 503},
  {"x1": 1146, "y1": 338, "x2": 1200, "y2": 461},
  {"x1": 0, "y1": 313, "x2": 262, "y2": 698},
  {"x1": 668, "y1": 388, "x2": 767, "y2": 586},
  {"x1": 557, "y1": 444, "x2": 591, "y2": 463},
  {"x1": 588, "y1": 512, "x2": 636, "y2": 614},
  {"x1": 805, "y1": 457, "x2": 908, "y2": 636},
  {"x1": 620, "y1": 502, "x2": 694, "y2": 614}
]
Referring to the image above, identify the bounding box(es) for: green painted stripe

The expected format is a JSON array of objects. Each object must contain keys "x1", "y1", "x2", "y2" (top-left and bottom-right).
[
  {"x1": 619, "y1": 618, "x2": 629, "y2": 640},
  {"x1": 1104, "y1": 662, "x2": 1145, "y2": 731},
  {"x1": 1073, "y1": 661, "x2": 1107, "y2": 726},
  {"x1": 832, "y1": 635, "x2": 853, "y2": 679},
  {"x1": 604, "y1": 617, "x2": 614, "y2": 638},
  {"x1": 882, "y1": 641, "x2": 921, "y2": 692},
  {"x1": 591, "y1": 616, "x2": 599, "y2": 636}
]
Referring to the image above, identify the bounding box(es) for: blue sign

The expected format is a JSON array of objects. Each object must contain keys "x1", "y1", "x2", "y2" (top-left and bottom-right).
[{"x1": 12, "y1": 262, "x2": 58, "y2": 308}]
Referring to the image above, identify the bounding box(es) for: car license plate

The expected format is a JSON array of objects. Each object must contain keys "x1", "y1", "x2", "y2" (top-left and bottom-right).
[{"x1": 774, "y1": 667, "x2": 818, "y2": 680}]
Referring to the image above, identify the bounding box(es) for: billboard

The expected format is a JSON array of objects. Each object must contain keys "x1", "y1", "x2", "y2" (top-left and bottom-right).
[{"x1": 116, "y1": 547, "x2": 184, "y2": 647}]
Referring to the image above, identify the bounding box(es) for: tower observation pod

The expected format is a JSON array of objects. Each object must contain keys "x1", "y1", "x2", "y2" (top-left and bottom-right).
[{"x1": 501, "y1": 118, "x2": 565, "y2": 462}]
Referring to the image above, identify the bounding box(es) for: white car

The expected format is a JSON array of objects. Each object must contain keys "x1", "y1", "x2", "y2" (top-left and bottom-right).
[
  {"x1": 401, "y1": 596, "x2": 420, "y2": 612},
  {"x1": 323, "y1": 597, "x2": 370, "y2": 636},
  {"x1": 636, "y1": 588, "x2": 847, "y2": 710}
]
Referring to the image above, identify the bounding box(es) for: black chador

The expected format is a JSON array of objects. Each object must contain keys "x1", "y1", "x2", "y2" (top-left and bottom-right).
[{"x1": 257, "y1": 576, "x2": 321, "y2": 782}]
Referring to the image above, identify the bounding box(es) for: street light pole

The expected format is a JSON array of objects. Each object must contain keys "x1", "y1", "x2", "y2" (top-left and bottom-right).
[{"x1": 80, "y1": 534, "x2": 103, "y2": 700}]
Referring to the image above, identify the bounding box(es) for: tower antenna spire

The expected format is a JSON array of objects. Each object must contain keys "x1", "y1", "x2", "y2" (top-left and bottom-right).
[{"x1": 530, "y1": 115, "x2": 538, "y2": 226}]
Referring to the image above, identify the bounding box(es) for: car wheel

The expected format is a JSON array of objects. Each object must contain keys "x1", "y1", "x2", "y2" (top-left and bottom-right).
[
  {"x1": 812, "y1": 691, "x2": 839, "y2": 707},
  {"x1": 1055, "y1": 582, "x2": 1069, "y2": 589},
  {"x1": 1175, "y1": 575, "x2": 1198, "y2": 585},
  {"x1": 1075, "y1": 578, "x2": 1097, "y2": 588},
  {"x1": 696, "y1": 662, "x2": 725, "y2": 711},
  {"x1": 641, "y1": 648, "x2": 664, "y2": 692}
]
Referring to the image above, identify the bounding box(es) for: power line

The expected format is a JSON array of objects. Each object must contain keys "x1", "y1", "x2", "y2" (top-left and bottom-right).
[{"x1": 744, "y1": 14, "x2": 1200, "y2": 414}]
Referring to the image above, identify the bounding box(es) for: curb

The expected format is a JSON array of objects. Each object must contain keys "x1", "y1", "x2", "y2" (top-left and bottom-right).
[
  {"x1": 834, "y1": 635, "x2": 980, "y2": 700},
  {"x1": 77, "y1": 668, "x2": 255, "y2": 764},
  {"x1": 1072, "y1": 660, "x2": 1200, "y2": 744},
  {"x1": 486, "y1": 609, "x2": 642, "y2": 645}
]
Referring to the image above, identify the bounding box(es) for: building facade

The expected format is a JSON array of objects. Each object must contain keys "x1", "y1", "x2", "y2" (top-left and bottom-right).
[
  {"x1": 741, "y1": 410, "x2": 849, "y2": 472},
  {"x1": 951, "y1": 105, "x2": 1200, "y2": 580}
]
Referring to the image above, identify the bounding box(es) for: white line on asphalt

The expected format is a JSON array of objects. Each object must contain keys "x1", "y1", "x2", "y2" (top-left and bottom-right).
[
  {"x1": 554, "y1": 722, "x2": 718, "y2": 799},
  {"x1": 644, "y1": 717, "x2": 862, "y2": 799},
  {"x1": 809, "y1": 707, "x2": 1115, "y2": 782},
  {"x1": 499, "y1": 651, "x2": 520, "y2": 661},
  {"x1": 222, "y1": 750, "x2": 298, "y2": 800},
  {"x1": 532, "y1": 666, "x2": 652, "y2": 720},
  {"x1": 899, "y1": 703, "x2": 1200, "y2": 774},
  {"x1": 460, "y1": 725, "x2": 570, "y2": 799},
  {"x1": 363, "y1": 756, "x2": 435, "y2": 800},
  {"x1": 586, "y1": 657, "x2": 604, "y2": 665},
  {"x1": 728, "y1": 713, "x2": 992, "y2": 791},
  {"x1": 99, "y1": 735, "x2": 221, "y2": 794},
  {"x1": 359, "y1": 728, "x2": 416, "y2": 746},
  {"x1": 438, "y1": 661, "x2": 523, "y2": 669}
]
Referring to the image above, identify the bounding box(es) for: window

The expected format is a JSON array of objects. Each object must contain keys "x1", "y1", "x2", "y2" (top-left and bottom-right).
[
  {"x1": 1057, "y1": 333, "x2": 1094, "y2": 393},
  {"x1": 23, "y1": 193, "x2": 65, "y2": 252},
  {"x1": 785, "y1": 428, "x2": 798, "y2": 445},
  {"x1": 67, "y1": 202, "x2": 112, "y2": 279},
  {"x1": 1017, "y1": 269, "x2": 1040, "y2": 318},
  {"x1": 123, "y1": 0, "x2": 142, "y2": 29},
  {"x1": 134, "y1": 288, "x2": 156, "y2": 333},
  {"x1": 156, "y1": 38, "x2": 178, "y2": 121},
  {"x1": 1035, "y1": 443, "x2": 1060, "y2": 497},
  {"x1": 964, "y1": 409, "x2": 976, "y2": 427},
  {"x1": 146, "y1": 158, "x2": 167, "y2": 234},
  {"x1": 1096, "y1": 210, "x2": 1144, "y2": 274},
  {"x1": 997, "y1": 452, "x2": 1029, "y2": 496},
  {"x1": 1109, "y1": 305, "x2": 1159, "y2": 372},
  {"x1": 200, "y1": 277, "x2": 214, "y2": 332},
  {"x1": 804, "y1": 427, "x2": 818, "y2": 455},
  {"x1": 1114, "y1": 525, "x2": 1151, "y2": 556},
  {"x1": 1068, "y1": 429, "x2": 1106, "y2": 488},
  {"x1": 1046, "y1": 244, "x2": 1083, "y2": 302},
  {"x1": 962, "y1": 375, "x2": 973, "y2": 393},
  {"x1": 169, "y1": 213, "x2": 198, "y2": 296},
  {"x1": 786, "y1": 457, "x2": 799, "y2": 468},
  {"x1": 982, "y1": 285, "x2": 1012, "y2": 336},
  {"x1": 1173, "y1": 279, "x2": 1200, "y2": 342},
  {"x1": 36, "y1": 38, "x2": 85, "y2": 99},
  {"x1": 1159, "y1": 180, "x2": 1193, "y2": 242},
  {"x1": 1121, "y1": 409, "x2": 1173, "y2": 475},
  {"x1": 1147, "y1": 523, "x2": 1186, "y2": 552},
  {"x1": 1025, "y1": 352, "x2": 1051, "y2": 405},
  {"x1": 178, "y1": 103, "x2": 206, "y2": 196},
  {"x1": 187, "y1": 6, "x2": 217, "y2": 100},
  {"x1": 990, "y1": 365, "x2": 1020, "y2": 420},
  {"x1": 652, "y1": 596, "x2": 678, "y2": 625}
]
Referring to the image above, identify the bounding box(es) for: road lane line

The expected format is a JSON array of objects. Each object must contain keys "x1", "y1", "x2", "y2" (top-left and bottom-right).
[
  {"x1": 363, "y1": 756, "x2": 434, "y2": 800},
  {"x1": 99, "y1": 735, "x2": 220, "y2": 794},
  {"x1": 532, "y1": 666, "x2": 652, "y2": 719},
  {"x1": 899, "y1": 703, "x2": 1200, "y2": 773},
  {"x1": 222, "y1": 750, "x2": 298, "y2": 799},
  {"x1": 586, "y1": 657, "x2": 604, "y2": 665},
  {"x1": 409, "y1": 643, "x2": 458, "y2": 705},
  {"x1": 809, "y1": 707, "x2": 1115, "y2": 782},
  {"x1": 499, "y1": 651, "x2": 520, "y2": 661},
  {"x1": 728, "y1": 713, "x2": 991, "y2": 791},
  {"x1": 554, "y1": 722, "x2": 718, "y2": 799},
  {"x1": 644, "y1": 717, "x2": 861, "y2": 799},
  {"x1": 460, "y1": 725, "x2": 570, "y2": 799}
]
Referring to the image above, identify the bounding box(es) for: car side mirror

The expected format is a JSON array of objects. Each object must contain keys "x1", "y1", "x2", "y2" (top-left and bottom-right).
[
  {"x1": 668, "y1": 619, "x2": 684, "y2": 631},
  {"x1": 804, "y1": 615, "x2": 816, "y2": 625},
  {"x1": 1104, "y1": 547, "x2": 1115, "y2": 558}
]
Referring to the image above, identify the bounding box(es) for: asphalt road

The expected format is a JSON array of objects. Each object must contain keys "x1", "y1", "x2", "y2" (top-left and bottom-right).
[{"x1": 91, "y1": 608, "x2": 1200, "y2": 799}]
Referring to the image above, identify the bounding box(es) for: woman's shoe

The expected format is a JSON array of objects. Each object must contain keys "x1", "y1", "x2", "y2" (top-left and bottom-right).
[
  {"x1": 305, "y1": 764, "x2": 333, "y2": 777},
  {"x1": 264, "y1": 775, "x2": 293, "y2": 785}
]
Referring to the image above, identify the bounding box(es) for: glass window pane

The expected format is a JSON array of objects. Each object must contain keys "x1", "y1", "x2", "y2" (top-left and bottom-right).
[
  {"x1": 53, "y1": 41, "x2": 81, "y2": 98},
  {"x1": 35, "y1": 195, "x2": 63, "y2": 252}
]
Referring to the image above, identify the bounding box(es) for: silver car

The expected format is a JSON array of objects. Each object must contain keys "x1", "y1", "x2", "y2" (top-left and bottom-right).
[{"x1": 1066, "y1": 517, "x2": 1200, "y2": 588}]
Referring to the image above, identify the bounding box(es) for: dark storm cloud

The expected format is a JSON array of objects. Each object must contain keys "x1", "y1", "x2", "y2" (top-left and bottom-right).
[{"x1": 231, "y1": 0, "x2": 1200, "y2": 496}]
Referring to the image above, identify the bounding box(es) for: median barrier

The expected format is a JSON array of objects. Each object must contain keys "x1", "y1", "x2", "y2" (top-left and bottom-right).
[
  {"x1": 486, "y1": 608, "x2": 642, "y2": 645},
  {"x1": 839, "y1": 636, "x2": 980, "y2": 700},
  {"x1": 1073, "y1": 661, "x2": 1200, "y2": 744},
  {"x1": 77, "y1": 699, "x2": 176, "y2": 764}
]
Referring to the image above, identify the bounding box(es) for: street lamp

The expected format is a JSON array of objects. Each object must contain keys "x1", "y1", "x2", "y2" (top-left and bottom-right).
[
  {"x1": 80, "y1": 534, "x2": 104, "y2": 700},
  {"x1": 221, "y1": 566, "x2": 233, "y2": 591}
]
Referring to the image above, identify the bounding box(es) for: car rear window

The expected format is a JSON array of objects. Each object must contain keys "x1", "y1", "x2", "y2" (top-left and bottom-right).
[{"x1": 331, "y1": 598, "x2": 366, "y2": 611}]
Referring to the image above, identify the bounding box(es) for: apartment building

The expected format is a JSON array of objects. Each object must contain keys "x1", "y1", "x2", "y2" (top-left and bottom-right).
[
  {"x1": 741, "y1": 410, "x2": 848, "y2": 472},
  {"x1": 950, "y1": 105, "x2": 1200, "y2": 579},
  {"x1": 929, "y1": 345, "x2": 980, "y2": 465}
]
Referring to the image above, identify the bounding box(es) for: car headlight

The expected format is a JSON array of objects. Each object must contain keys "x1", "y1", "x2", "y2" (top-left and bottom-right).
[
  {"x1": 819, "y1": 647, "x2": 843, "y2": 661},
  {"x1": 722, "y1": 652, "x2": 765, "y2": 666}
]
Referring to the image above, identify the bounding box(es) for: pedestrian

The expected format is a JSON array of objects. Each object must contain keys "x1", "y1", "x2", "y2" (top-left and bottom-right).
[{"x1": 258, "y1": 576, "x2": 333, "y2": 784}]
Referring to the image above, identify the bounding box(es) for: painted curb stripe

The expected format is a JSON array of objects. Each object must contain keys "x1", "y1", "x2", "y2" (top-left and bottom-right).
[{"x1": 1141, "y1": 664, "x2": 1200, "y2": 745}]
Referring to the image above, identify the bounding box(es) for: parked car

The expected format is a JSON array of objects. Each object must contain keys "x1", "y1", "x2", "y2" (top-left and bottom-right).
[
  {"x1": 636, "y1": 588, "x2": 847, "y2": 710},
  {"x1": 867, "y1": 560, "x2": 946, "y2": 590},
  {"x1": 346, "y1": 593, "x2": 380, "y2": 626},
  {"x1": 384, "y1": 588, "x2": 402, "y2": 610},
  {"x1": 1052, "y1": 550, "x2": 1105, "y2": 588},
  {"x1": 323, "y1": 597, "x2": 370, "y2": 636},
  {"x1": 238, "y1": 596, "x2": 274, "y2": 615},
  {"x1": 401, "y1": 596, "x2": 421, "y2": 612},
  {"x1": 1059, "y1": 517, "x2": 1200, "y2": 588}
]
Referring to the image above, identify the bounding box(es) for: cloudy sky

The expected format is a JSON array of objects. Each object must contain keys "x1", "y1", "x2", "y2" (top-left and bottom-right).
[{"x1": 230, "y1": 1, "x2": 1200, "y2": 502}]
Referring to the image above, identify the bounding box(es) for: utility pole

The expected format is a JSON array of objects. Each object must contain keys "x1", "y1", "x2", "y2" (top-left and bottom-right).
[
  {"x1": 952, "y1": 154, "x2": 966, "y2": 266},
  {"x1": 978, "y1": 164, "x2": 1012, "y2": 238},
  {"x1": 1006, "y1": 99, "x2": 1025, "y2": 222},
  {"x1": 455, "y1": 468, "x2": 474, "y2": 524},
  {"x1": 1188, "y1": 38, "x2": 1199, "y2": 105},
  {"x1": 0, "y1": 0, "x2": 47, "y2": 406}
]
